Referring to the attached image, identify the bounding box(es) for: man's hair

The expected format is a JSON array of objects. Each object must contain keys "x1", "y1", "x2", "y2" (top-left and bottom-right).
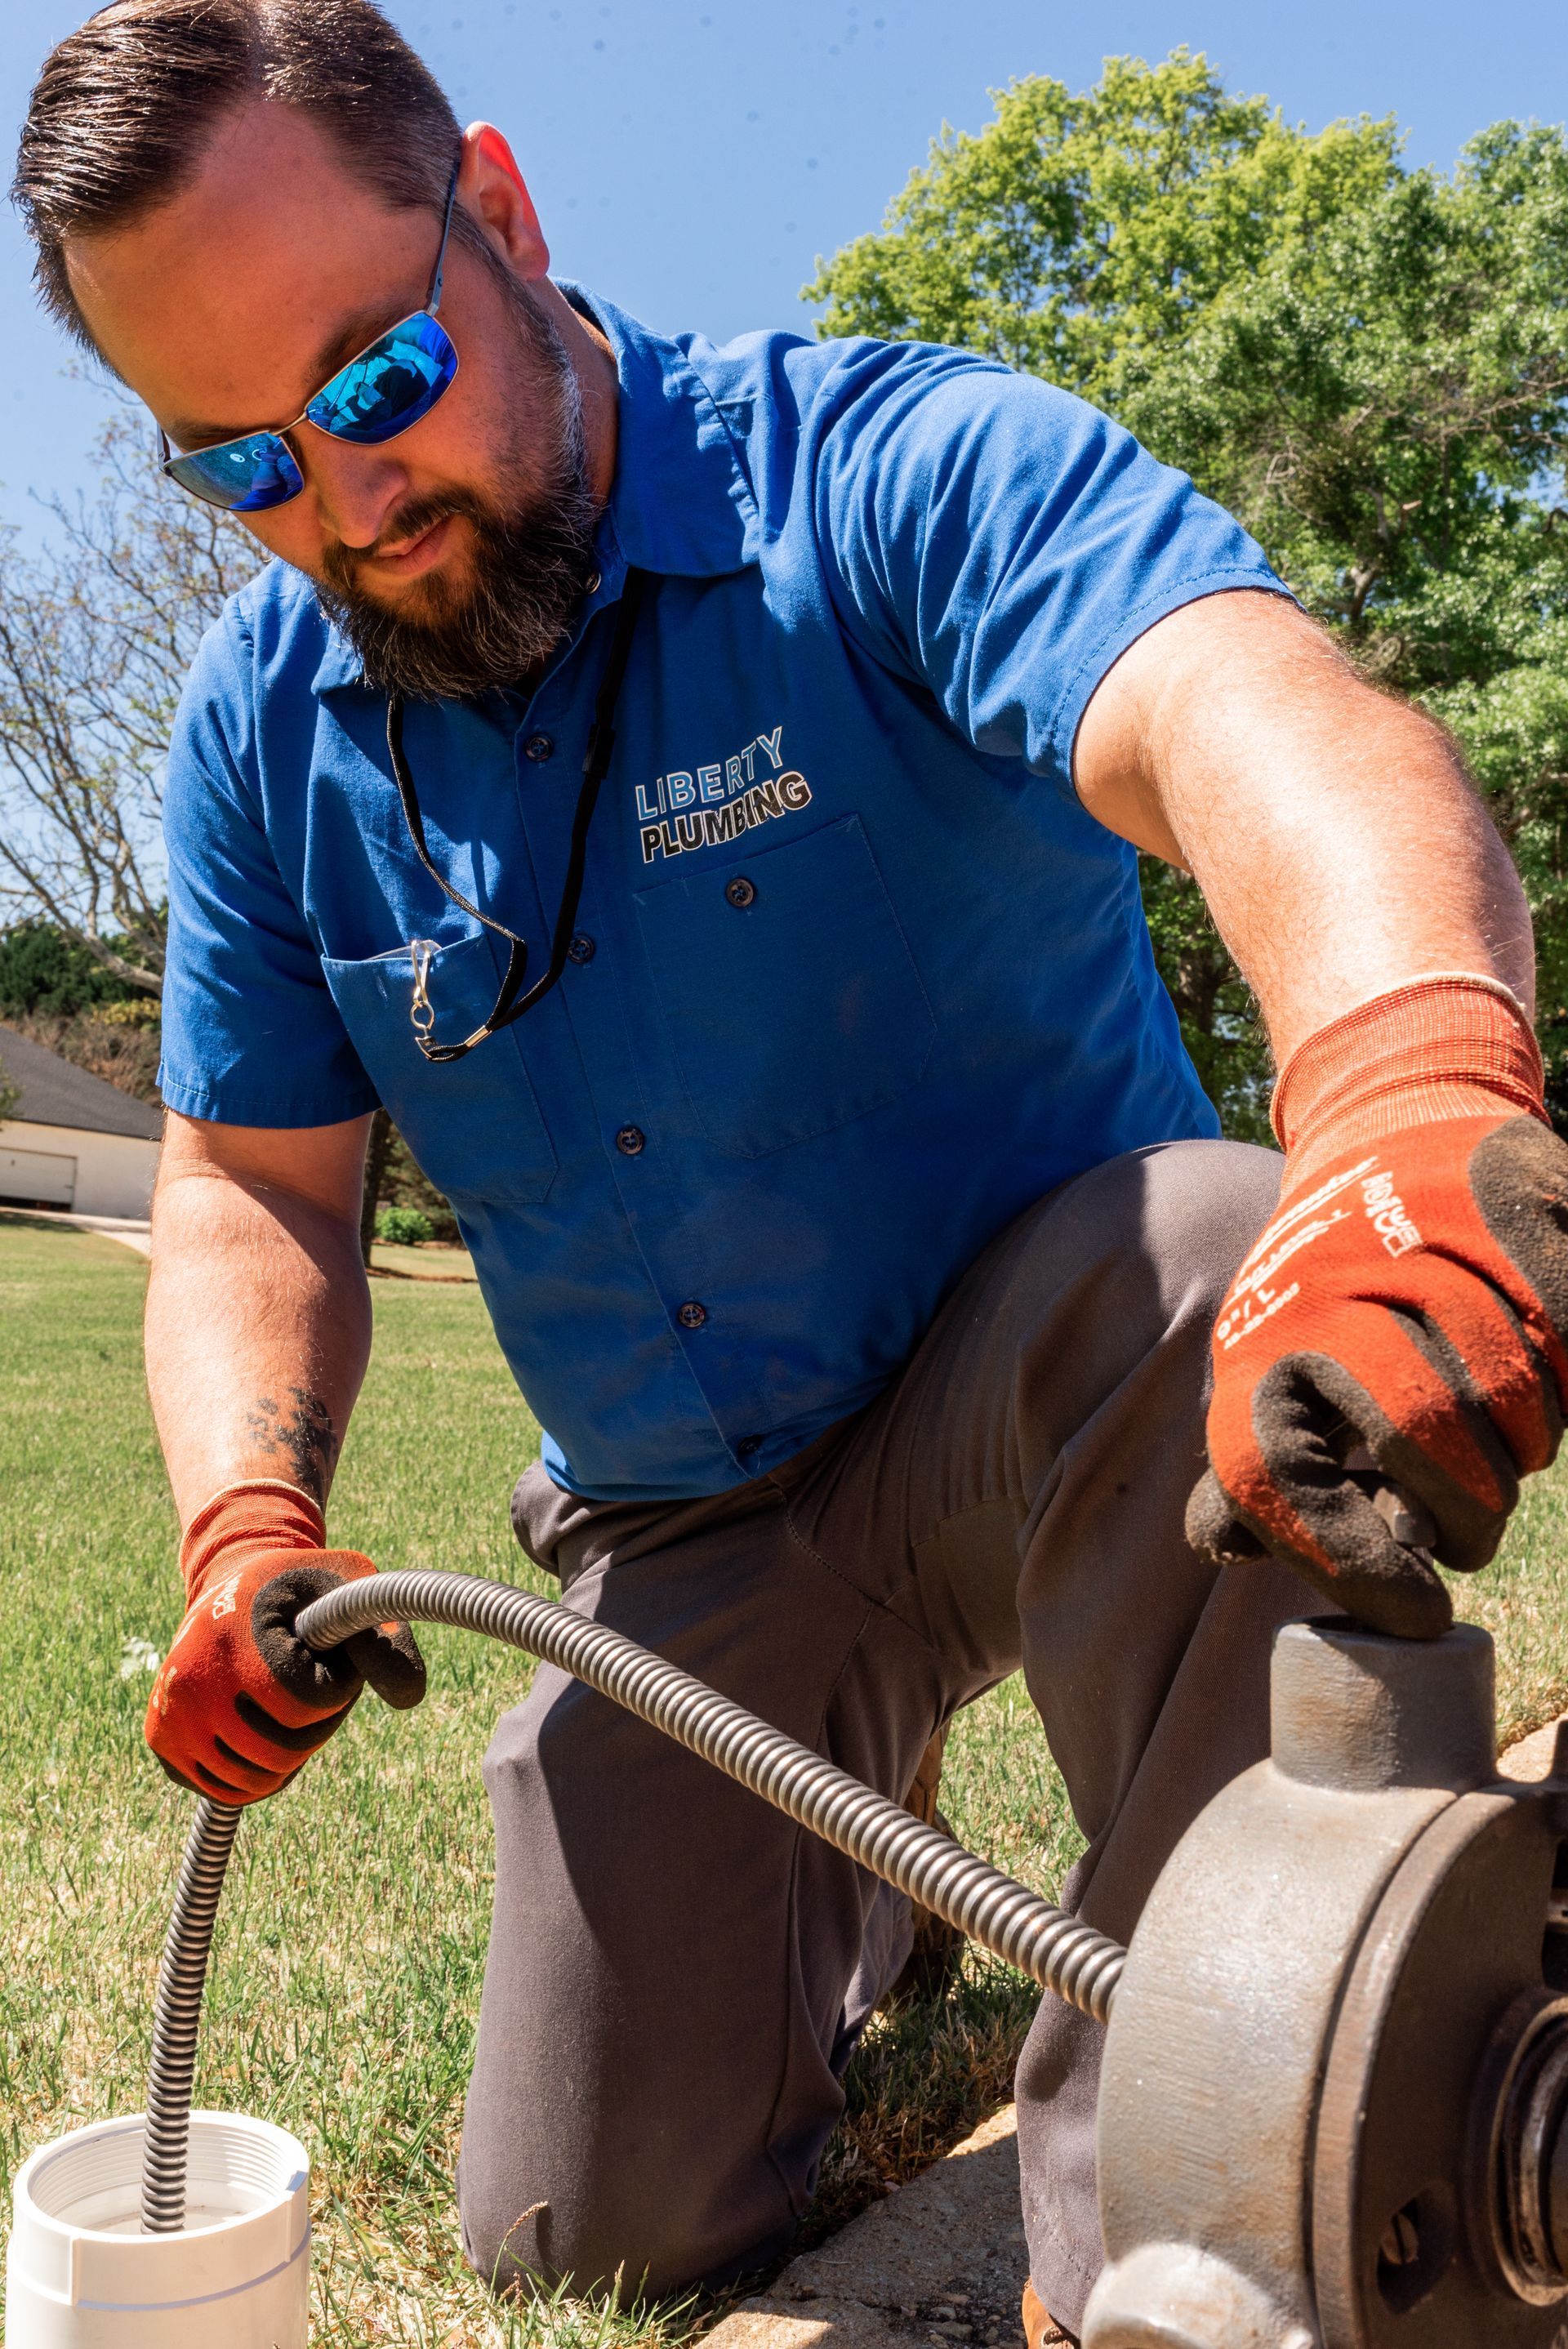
[{"x1": 15, "y1": 0, "x2": 461, "y2": 351}]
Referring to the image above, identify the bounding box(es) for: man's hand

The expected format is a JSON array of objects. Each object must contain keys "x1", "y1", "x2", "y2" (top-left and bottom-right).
[
  {"x1": 1187, "y1": 978, "x2": 1568, "y2": 1638},
  {"x1": 147, "y1": 1480, "x2": 425, "y2": 1804}
]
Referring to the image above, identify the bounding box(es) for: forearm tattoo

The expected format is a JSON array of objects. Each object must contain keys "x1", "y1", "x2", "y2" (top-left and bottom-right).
[{"x1": 242, "y1": 1385, "x2": 341, "y2": 1505}]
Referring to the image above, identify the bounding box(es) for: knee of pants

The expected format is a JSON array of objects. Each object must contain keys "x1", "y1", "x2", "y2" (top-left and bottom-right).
[
  {"x1": 987, "y1": 1139, "x2": 1279, "y2": 1445},
  {"x1": 457, "y1": 2175, "x2": 796, "y2": 2307},
  {"x1": 468, "y1": 1687, "x2": 827, "y2": 2303},
  {"x1": 1043, "y1": 1137, "x2": 1281, "y2": 1373},
  {"x1": 1138, "y1": 1134, "x2": 1283, "y2": 1286},
  {"x1": 1091, "y1": 1136, "x2": 1281, "y2": 1316}
]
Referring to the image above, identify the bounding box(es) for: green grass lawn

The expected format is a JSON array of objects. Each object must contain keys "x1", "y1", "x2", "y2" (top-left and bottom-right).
[
  {"x1": 371, "y1": 1238, "x2": 478, "y2": 1281},
  {"x1": 2, "y1": 1215, "x2": 1566, "y2": 2344}
]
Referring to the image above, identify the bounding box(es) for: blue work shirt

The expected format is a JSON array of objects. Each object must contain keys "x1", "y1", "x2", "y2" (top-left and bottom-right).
[{"x1": 159, "y1": 292, "x2": 1286, "y2": 1500}]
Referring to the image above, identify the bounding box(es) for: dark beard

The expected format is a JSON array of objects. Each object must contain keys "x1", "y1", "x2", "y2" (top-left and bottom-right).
[{"x1": 314, "y1": 279, "x2": 599, "y2": 702}]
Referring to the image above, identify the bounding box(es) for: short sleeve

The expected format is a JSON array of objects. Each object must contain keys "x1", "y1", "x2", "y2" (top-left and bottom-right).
[
  {"x1": 810, "y1": 348, "x2": 1292, "y2": 794},
  {"x1": 158, "y1": 612, "x2": 381, "y2": 1128}
]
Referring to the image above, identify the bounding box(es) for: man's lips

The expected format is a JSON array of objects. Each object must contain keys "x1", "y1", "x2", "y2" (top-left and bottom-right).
[{"x1": 359, "y1": 513, "x2": 457, "y2": 582}]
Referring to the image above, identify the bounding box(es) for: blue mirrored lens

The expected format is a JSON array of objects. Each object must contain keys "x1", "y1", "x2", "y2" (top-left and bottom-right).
[
  {"x1": 305, "y1": 312, "x2": 458, "y2": 445},
  {"x1": 166, "y1": 432, "x2": 305, "y2": 513}
]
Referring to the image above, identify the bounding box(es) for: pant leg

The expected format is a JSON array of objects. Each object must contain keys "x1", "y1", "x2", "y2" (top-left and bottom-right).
[
  {"x1": 463, "y1": 1137, "x2": 1303, "y2": 2311},
  {"x1": 774, "y1": 1139, "x2": 1310, "y2": 2335},
  {"x1": 457, "y1": 1469, "x2": 960, "y2": 2298}
]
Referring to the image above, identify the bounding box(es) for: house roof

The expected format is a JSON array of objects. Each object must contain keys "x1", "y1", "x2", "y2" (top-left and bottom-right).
[{"x1": 0, "y1": 1024, "x2": 163, "y2": 1142}]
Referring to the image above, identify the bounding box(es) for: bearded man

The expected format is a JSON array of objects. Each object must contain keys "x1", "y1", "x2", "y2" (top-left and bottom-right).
[{"x1": 16, "y1": 6, "x2": 1567, "y2": 2341}]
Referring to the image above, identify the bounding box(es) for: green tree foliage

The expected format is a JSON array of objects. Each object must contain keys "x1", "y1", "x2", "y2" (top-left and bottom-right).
[
  {"x1": 809, "y1": 53, "x2": 1568, "y2": 1136},
  {"x1": 0, "y1": 918, "x2": 142, "y2": 1018},
  {"x1": 0, "y1": 916, "x2": 162, "y2": 1104}
]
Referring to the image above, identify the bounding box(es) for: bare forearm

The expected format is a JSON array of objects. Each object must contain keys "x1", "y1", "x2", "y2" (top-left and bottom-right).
[
  {"x1": 146, "y1": 1160, "x2": 372, "y2": 1530},
  {"x1": 1077, "y1": 592, "x2": 1535, "y2": 1063}
]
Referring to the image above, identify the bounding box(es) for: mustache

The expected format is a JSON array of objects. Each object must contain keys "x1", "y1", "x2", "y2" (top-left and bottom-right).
[
  {"x1": 313, "y1": 470, "x2": 599, "y2": 702},
  {"x1": 320, "y1": 493, "x2": 476, "y2": 586}
]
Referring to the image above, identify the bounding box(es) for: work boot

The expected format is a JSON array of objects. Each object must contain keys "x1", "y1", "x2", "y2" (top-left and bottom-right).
[{"x1": 1022, "y1": 2280, "x2": 1078, "y2": 2347}]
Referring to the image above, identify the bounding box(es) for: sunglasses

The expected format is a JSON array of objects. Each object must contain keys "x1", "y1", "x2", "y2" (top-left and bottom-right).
[{"x1": 158, "y1": 155, "x2": 463, "y2": 514}]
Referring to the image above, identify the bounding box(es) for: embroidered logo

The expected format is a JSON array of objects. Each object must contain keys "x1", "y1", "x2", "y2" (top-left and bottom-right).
[{"x1": 636, "y1": 724, "x2": 813, "y2": 864}]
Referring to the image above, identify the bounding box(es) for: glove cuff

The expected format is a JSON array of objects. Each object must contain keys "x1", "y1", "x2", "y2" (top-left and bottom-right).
[
  {"x1": 180, "y1": 1479, "x2": 328, "y2": 1601},
  {"x1": 1273, "y1": 974, "x2": 1547, "y2": 1185}
]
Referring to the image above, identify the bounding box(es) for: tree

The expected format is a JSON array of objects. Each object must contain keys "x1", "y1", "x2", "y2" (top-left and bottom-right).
[
  {"x1": 0, "y1": 428, "x2": 443, "y2": 1236},
  {"x1": 0, "y1": 916, "x2": 142, "y2": 1016},
  {"x1": 809, "y1": 54, "x2": 1568, "y2": 1134},
  {"x1": 0, "y1": 419, "x2": 472, "y2": 1236},
  {"x1": 0, "y1": 410, "x2": 259, "y2": 996}
]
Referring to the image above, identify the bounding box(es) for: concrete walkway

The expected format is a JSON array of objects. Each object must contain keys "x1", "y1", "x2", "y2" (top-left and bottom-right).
[
  {"x1": 0, "y1": 1201, "x2": 150, "y2": 1255},
  {"x1": 706, "y1": 2109, "x2": 1043, "y2": 2349},
  {"x1": 1502, "y1": 1714, "x2": 1566, "y2": 1783},
  {"x1": 708, "y1": 1711, "x2": 1567, "y2": 2349}
]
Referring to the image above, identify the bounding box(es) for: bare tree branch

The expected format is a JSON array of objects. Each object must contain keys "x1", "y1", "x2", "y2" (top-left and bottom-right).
[{"x1": 0, "y1": 409, "x2": 262, "y2": 995}]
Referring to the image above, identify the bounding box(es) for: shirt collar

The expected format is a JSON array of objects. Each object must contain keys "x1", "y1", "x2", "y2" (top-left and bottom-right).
[
  {"x1": 310, "y1": 284, "x2": 755, "y2": 696},
  {"x1": 574, "y1": 285, "x2": 757, "y2": 583}
]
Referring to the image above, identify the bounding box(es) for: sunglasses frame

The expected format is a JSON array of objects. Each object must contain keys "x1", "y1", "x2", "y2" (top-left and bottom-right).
[{"x1": 158, "y1": 151, "x2": 464, "y2": 514}]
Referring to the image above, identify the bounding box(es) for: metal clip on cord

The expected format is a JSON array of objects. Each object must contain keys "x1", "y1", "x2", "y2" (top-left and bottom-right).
[
  {"x1": 385, "y1": 568, "x2": 648, "y2": 1063},
  {"x1": 409, "y1": 938, "x2": 438, "y2": 1048}
]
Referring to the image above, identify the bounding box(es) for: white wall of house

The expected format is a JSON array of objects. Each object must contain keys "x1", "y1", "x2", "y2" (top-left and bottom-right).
[{"x1": 0, "y1": 1118, "x2": 160, "y2": 1219}]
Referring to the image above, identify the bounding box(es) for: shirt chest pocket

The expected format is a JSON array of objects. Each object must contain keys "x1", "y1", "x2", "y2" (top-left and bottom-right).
[
  {"x1": 633, "y1": 814, "x2": 937, "y2": 1159},
  {"x1": 319, "y1": 934, "x2": 558, "y2": 1205}
]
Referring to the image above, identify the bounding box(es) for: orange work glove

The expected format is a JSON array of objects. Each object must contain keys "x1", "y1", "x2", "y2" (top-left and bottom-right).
[
  {"x1": 1187, "y1": 976, "x2": 1568, "y2": 1638},
  {"x1": 146, "y1": 1480, "x2": 425, "y2": 1804}
]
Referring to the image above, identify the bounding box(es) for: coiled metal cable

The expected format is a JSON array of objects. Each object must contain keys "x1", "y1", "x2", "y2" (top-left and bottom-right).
[
  {"x1": 300, "y1": 1571, "x2": 1126, "y2": 2011},
  {"x1": 140, "y1": 1794, "x2": 242, "y2": 2232},
  {"x1": 143, "y1": 1567, "x2": 1126, "y2": 2231}
]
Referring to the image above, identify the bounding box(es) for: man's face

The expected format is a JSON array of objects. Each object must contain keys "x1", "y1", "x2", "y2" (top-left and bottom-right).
[{"x1": 65, "y1": 104, "x2": 601, "y2": 697}]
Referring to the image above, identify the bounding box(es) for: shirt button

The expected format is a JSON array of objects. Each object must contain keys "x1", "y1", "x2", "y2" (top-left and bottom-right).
[
  {"x1": 616, "y1": 1125, "x2": 646, "y2": 1157},
  {"x1": 677, "y1": 1300, "x2": 709, "y2": 1330},
  {"x1": 586, "y1": 570, "x2": 602, "y2": 594},
  {"x1": 724, "y1": 876, "x2": 757, "y2": 909},
  {"x1": 567, "y1": 933, "x2": 596, "y2": 964},
  {"x1": 524, "y1": 732, "x2": 555, "y2": 763}
]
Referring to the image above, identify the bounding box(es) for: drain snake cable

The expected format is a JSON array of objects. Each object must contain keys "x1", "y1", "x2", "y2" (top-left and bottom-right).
[{"x1": 140, "y1": 1567, "x2": 1127, "y2": 2234}]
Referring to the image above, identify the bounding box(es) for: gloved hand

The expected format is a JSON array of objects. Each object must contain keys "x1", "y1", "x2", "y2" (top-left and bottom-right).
[
  {"x1": 1187, "y1": 976, "x2": 1568, "y2": 1639},
  {"x1": 145, "y1": 1480, "x2": 425, "y2": 1804}
]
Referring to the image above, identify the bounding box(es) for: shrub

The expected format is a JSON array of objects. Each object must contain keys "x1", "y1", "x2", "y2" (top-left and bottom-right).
[
  {"x1": 89, "y1": 996, "x2": 162, "y2": 1028},
  {"x1": 375, "y1": 1204, "x2": 434, "y2": 1247}
]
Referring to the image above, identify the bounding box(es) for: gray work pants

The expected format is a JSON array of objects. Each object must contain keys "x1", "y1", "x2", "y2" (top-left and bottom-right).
[{"x1": 457, "y1": 1139, "x2": 1312, "y2": 2333}]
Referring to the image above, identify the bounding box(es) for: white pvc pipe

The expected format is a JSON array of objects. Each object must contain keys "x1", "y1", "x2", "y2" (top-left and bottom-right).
[{"x1": 6, "y1": 2111, "x2": 309, "y2": 2348}]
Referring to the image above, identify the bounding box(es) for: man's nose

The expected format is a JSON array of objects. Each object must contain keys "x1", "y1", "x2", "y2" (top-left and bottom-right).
[{"x1": 295, "y1": 429, "x2": 410, "y2": 549}]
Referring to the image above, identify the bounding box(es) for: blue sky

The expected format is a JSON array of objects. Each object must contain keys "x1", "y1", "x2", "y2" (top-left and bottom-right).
[{"x1": 1, "y1": 0, "x2": 1565, "y2": 542}]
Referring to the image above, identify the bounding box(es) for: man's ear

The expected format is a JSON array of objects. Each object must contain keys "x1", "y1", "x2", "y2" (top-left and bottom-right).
[{"x1": 457, "y1": 119, "x2": 550, "y2": 281}]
